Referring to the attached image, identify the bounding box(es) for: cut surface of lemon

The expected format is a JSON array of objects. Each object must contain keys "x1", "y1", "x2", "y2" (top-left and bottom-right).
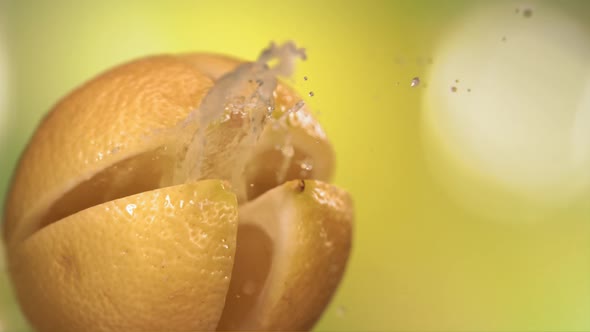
[{"x1": 218, "y1": 180, "x2": 353, "y2": 331}]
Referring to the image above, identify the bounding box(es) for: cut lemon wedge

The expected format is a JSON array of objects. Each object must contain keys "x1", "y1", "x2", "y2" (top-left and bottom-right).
[
  {"x1": 11, "y1": 180, "x2": 238, "y2": 332},
  {"x1": 218, "y1": 180, "x2": 353, "y2": 331}
]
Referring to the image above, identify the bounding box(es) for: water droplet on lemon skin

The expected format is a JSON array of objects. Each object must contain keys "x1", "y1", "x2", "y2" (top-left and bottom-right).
[{"x1": 125, "y1": 204, "x2": 137, "y2": 216}]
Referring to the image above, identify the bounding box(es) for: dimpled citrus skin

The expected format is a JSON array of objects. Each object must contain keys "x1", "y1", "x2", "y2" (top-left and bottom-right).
[
  {"x1": 4, "y1": 56, "x2": 214, "y2": 245},
  {"x1": 11, "y1": 180, "x2": 238, "y2": 332}
]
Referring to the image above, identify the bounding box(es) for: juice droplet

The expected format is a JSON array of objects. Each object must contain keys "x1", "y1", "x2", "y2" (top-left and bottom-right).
[
  {"x1": 410, "y1": 77, "x2": 420, "y2": 87},
  {"x1": 308, "y1": 91, "x2": 314, "y2": 97},
  {"x1": 289, "y1": 100, "x2": 305, "y2": 114},
  {"x1": 300, "y1": 158, "x2": 314, "y2": 172},
  {"x1": 125, "y1": 204, "x2": 137, "y2": 216},
  {"x1": 266, "y1": 105, "x2": 275, "y2": 117},
  {"x1": 451, "y1": 86, "x2": 458, "y2": 93},
  {"x1": 303, "y1": 76, "x2": 308, "y2": 81},
  {"x1": 299, "y1": 157, "x2": 314, "y2": 177}
]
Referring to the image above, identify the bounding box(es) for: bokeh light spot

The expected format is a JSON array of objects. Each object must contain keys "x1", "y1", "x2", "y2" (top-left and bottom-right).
[{"x1": 423, "y1": 3, "x2": 590, "y2": 222}]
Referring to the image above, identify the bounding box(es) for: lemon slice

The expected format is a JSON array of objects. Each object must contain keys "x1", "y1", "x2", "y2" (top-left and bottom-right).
[
  {"x1": 10, "y1": 180, "x2": 238, "y2": 332},
  {"x1": 218, "y1": 180, "x2": 353, "y2": 331}
]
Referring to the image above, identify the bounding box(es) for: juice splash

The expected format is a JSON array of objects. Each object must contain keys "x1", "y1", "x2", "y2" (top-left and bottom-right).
[{"x1": 165, "y1": 42, "x2": 307, "y2": 200}]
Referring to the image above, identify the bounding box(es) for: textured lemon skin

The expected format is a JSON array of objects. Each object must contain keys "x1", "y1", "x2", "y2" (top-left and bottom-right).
[
  {"x1": 10, "y1": 180, "x2": 238, "y2": 332},
  {"x1": 4, "y1": 56, "x2": 214, "y2": 245}
]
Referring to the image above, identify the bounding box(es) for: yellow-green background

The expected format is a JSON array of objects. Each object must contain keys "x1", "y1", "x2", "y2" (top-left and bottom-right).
[{"x1": 1, "y1": 1, "x2": 589, "y2": 331}]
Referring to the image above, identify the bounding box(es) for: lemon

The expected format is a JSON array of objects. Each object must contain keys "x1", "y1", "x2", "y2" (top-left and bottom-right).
[{"x1": 2, "y1": 43, "x2": 353, "y2": 331}]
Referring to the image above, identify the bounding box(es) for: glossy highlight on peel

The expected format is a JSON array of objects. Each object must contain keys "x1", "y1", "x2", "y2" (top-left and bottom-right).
[{"x1": 2, "y1": 42, "x2": 353, "y2": 332}]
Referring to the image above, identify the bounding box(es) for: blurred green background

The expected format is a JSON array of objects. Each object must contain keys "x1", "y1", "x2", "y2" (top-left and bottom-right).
[{"x1": 1, "y1": 0, "x2": 590, "y2": 331}]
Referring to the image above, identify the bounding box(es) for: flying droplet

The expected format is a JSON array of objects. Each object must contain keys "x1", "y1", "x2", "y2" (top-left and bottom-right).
[
  {"x1": 303, "y1": 76, "x2": 308, "y2": 81},
  {"x1": 467, "y1": 88, "x2": 472, "y2": 92},
  {"x1": 502, "y1": 36, "x2": 507, "y2": 42},
  {"x1": 410, "y1": 77, "x2": 420, "y2": 87},
  {"x1": 451, "y1": 86, "x2": 458, "y2": 93},
  {"x1": 455, "y1": 79, "x2": 460, "y2": 83},
  {"x1": 308, "y1": 91, "x2": 314, "y2": 97}
]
